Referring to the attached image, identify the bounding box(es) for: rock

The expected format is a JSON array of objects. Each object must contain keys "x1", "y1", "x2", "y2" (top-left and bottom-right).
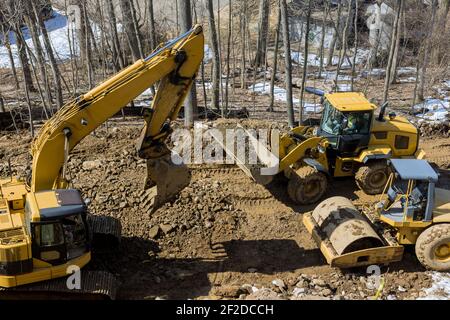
[
  {"x1": 292, "y1": 287, "x2": 305, "y2": 297},
  {"x1": 272, "y1": 279, "x2": 286, "y2": 290},
  {"x1": 212, "y1": 285, "x2": 243, "y2": 298},
  {"x1": 321, "y1": 288, "x2": 332, "y2": 296},
  {"x1": 291, "y1": 294, "x2": 330, "y2": 300},
  {"x1": 312, "y1": 279, "x2": 326, "y2": 287},
  {"x1": 149, "y1": 226, "x2": 160, "y2": 239},
  {"x1": 248, "y1": 267, "x2": 258, "y2": 273},
  {"x1": 82, "y1": 160, "x2": 102, "y2": 170},
  {"x1": 160, "y1": 224, "x2": 174, "y2": 234},
  {"x1": 119, "y1": 201, "x2": 127, "y2": 208},
  {"x1": 246, "y1": 288, "x2": 283, "y2": 300},
  {"x1": 240, "y1": 284, "x2": 254, "y2": 294}
]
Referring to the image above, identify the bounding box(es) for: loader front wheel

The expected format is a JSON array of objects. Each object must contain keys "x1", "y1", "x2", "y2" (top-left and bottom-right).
[
  {"x1": 287, "y1": 167, "x2": 327, "y2": 205},
  {"x1": 415, "y1": 224, "x2": 450, "y2": 271},
  {"x1": 355, "y1": 161, "x2": 390, "y2": 195}
]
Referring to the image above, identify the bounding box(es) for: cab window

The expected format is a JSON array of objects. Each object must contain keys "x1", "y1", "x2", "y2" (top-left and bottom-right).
[{"x1": 34, "y1": 223, "x2": 65, "y2": 247}]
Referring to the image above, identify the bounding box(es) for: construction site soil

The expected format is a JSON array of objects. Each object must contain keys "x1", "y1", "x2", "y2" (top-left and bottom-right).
[{"x1": 1, "y1": 118, "x2": 449, "y2": 300}]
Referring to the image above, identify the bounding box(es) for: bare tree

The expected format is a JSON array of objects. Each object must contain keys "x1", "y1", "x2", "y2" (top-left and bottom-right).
[
  {"x1": 179, "y1": 0, "x2": 198, "y2": 126},
  {"x1": 224, "y1": 0, "x2": 232, "y2": 115},
  {"x1": 280, "y1": 0, "x2": 294, "y2": 127},
  {"x1": 120, "y1": 0, "x2": 142, "y2": 60},
  {"x1": 417, "y1": 0, "x2": 438, "y2": 102},
  {"x1": 205, "y1": 0, "x2": 220, "y2": 112},
  {"x1": 327, "y1": 1, "x2": 342, "y2": 67},
  {"x1": 383, "y1": 0, "x2": 403, "y2": 103},
  {"x1": 32, "y1": 1, "x2": 64, "y2": 109},
  {"x1": 299, "y1": 0, "x2": 312, "y2": 124},
  {"x1": 254, "y1": 0, "x2": 270, "y2": 67},
  {"x1": 269, "y1": 6, "x2": 281, "y2": 112}
]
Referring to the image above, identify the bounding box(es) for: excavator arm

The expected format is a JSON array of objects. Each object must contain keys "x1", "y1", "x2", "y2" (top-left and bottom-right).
[{"x1": 30, "y1": 25, "x2": 204, "y2": 210}]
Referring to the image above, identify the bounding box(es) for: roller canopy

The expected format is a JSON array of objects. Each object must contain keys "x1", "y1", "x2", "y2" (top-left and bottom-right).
[{"x1": 389, "y1": 159, "x2": 438, "y2": 182}]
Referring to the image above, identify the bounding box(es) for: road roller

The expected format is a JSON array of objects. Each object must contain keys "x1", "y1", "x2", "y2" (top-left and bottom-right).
[{"x1": 303, "y1": 159, "x2": 450, "y2": 271}]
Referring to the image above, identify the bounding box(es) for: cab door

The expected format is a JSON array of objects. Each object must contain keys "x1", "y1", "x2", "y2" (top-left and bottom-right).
[{"x1": 31, "y1": 222, "x2": 67, "y2": 265}]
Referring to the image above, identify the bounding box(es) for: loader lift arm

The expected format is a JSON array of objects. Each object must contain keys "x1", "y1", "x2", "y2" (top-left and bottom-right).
[{"x1": 30, "y1": 25, "x2": 204, "y2": 205}]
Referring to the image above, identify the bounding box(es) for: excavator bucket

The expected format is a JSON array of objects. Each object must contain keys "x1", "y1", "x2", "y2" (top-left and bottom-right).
[
  {"x1": 302, "y1": 196, "x2": 404, "y2": 268},
  {"x1": 141, "y1": 155, "x2": 191, "y2": 213}
]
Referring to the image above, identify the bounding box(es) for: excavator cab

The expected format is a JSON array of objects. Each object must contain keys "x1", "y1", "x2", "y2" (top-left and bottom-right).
[{"x1": 25, "y1": 189, "x2": 90, "y2": 265}]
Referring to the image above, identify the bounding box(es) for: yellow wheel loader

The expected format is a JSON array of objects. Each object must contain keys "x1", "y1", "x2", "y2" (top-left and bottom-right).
[
  {"x1": 227, "y1": 92, "x2": 425, "y2": 205},
  {"x1": 303, "y1": 159, "x2": 450, "y2": 271},
  {"x1": 0, "y1": 25, "x2": 204, "y2": 298}
]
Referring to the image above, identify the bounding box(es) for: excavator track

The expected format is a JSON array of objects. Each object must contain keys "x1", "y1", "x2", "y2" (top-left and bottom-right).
[
  {"x1": 0, "y1": 270, "x2": 118, "y2": 300},
  {"x1": 88, "y1": 214, "x2": 122, "y2": 250}
]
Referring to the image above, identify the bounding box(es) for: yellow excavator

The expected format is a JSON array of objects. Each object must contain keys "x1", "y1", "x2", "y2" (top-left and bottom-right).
[{"x1": 0, "y1": 25, "x2": 204, "y2": 298}]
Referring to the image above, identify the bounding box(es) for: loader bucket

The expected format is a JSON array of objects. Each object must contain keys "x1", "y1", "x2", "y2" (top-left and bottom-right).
[
  {"x1": 141, "y1": 154, "x2": 191, "y2": 213},
  {"x1": 303, "y1": 196, "x2": 404, "y2": 268}
]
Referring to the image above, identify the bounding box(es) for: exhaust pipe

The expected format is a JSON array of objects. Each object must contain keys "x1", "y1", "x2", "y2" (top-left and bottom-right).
[{"x1": 378, "y1": 102, "x2": 388, "y2": 121}]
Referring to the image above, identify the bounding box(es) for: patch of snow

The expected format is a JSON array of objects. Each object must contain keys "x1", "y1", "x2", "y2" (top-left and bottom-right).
[
  {"x1": 418, "y1": 272, "x2": 450, "y2": 300},
  {"x1": 443, "y1": 80, "x2": 450, "y2": 89},
  {"x1": 0, "y1": 9, "x2": 102, "y2": 69},
  {"x1": 412, "y1": 98, "x2": 449, "y2": 122},
  {"x1": 203, "y1": 44, "x2": 213, "y2": 63},
  {"x1": 290, "y1": 49, "x2": 369, "y2": 69},
  {"x1": 249, "y1": 82, "x2": 322, "y2": 114}
]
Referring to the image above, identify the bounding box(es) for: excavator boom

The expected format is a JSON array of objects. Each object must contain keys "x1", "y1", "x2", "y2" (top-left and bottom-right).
[{"x1": 30, "y1": 25, "x2": 204, "y2": 209}]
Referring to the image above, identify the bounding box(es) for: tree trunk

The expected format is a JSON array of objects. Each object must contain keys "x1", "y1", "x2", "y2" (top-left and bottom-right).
[
  {"x1": 33, "y1": 2, "x2": 64, "y2": 109},
  {"x1": 0, "y1": 23, "x2": 20, "y2": 89},
  {"x1": 417, "y1": 0, "x2": 438, "y2": 102},
  {"x1": 147, "y1": 0, "x2": 157, "y2": 51},
  {"x1": 120, "y1": 0, "x2": 142, "y2": 60},
  {"x1": 280, "y1": 0, "x2": 294, "y2": 127},
  {"x1": 240, "y1": 2, "x2": 247, "y2": 89},
  {"x1": 130, "y1": 0, "x2": 144, "y2": 58},
  {"x1": 224, "y1": 0, "x2": 232, "y2": 116},
  {"x1": 351, "y1": 0, "x2": 359, "y2": 91},
  {"x1": 14, "y1": 26, "x2": 35, "y2": 92},
  {"x1": 106, "y1": 0, "x2": 125, "y2": 70},
  {"x1": 299, "y1": 0, "x2": 312, "y2": 124},
  {"x1": 318, "y1": 1, "x2": 329, "y2": 79},
  {"x1": 383, "y1": 0, "x2": 402, "y2": 103},
  {"x1": 269, "y1": 7, "x2": 281, "y2": 112},
  {"x1": 24, "y1": 3, "x2": 53, "y2": 110},
  {"x1": 205, "y1": 0, "x2": 220, "y2": 112},
  {"x1": 327, "y1": 1, "x2": 342, "y2": 67},
  {"x1": 254, "y1": 0, "x2": 270, "y2": 67},
  {"x1": 179, "y1": 0, "x2": 198, "y2": 126},
  {"x1": 334, "y1": 0, "x2": 352, "y2": 89}
]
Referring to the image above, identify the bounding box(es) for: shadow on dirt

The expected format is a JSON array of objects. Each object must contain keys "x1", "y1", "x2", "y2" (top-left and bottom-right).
[{"x1": 92, "y1": 237, "x2": 324, "y2": 299}]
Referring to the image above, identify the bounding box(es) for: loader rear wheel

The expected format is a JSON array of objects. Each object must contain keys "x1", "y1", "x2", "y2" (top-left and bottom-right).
[
  {"x1": 287, "y1": 167, "x2": 327, "y2": 205},
  {"x1": 355, "y1": 161, "x2": 390, "y2": 195},
  {"x1": 415, "y1": 224, "x2": 450, "y2": 271}
]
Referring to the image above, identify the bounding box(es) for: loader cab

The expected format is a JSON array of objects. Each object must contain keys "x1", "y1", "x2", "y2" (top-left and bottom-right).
[
  {"x1": 25, "y1": 189, "x2": 90, "y2": 265},
  {"x1": 319, "y1": 93, "x2": 375, "y2": 157},
  {"x1": 379, "y1": 159, "x2": 438, "y2": 225}
]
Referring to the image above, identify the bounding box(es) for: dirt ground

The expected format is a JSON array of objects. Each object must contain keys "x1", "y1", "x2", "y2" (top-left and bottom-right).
[{"x1": 1, "y1": 116, "x2": 449, "y2": 300}]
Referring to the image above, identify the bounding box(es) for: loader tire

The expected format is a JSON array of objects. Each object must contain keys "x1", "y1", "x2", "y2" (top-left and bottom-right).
[
  {"x1": 415, "y1": 224, "x2": 450, "y2": 271},
  {"x1": 355, "y1": 161, "x2": 390, "y2": 195},
  {"x1": 287, "y1": 167, "x2": 327, "y2": 205}
]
